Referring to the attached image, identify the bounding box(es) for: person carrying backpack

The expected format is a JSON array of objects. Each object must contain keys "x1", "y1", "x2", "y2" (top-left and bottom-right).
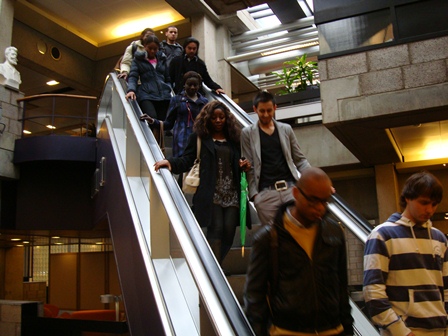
[{"x1": 117, "y1": 28, "x2": 155, "y2": 80}]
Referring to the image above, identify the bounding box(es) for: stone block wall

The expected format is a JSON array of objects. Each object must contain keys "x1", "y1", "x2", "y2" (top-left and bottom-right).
[
  {"x1": 0, "y1": 85, "x2": 23, "y2": 179},
  {"x1": 345, "y1": 229, "x2": 364, "y2": 287},
  {"x1": 318, "y1": 35, "x2": 448, "y2": 124},
  {"x1": 0, "y1": 300, "x2": 40, "y2": 336},
  {"x1": 23, "y1": 282, "x2": 46, "y2": 302}
]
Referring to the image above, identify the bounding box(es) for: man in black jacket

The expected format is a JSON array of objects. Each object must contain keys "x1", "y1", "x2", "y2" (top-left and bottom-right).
[
  {"x1": 169, "y1": 37, "x2": 225, "y2": 95},
  {"x1": 244, "y1": 167, "x2": 353, "y2": 335},
  {"x1": 159, "y1": 26, "x2": 183, "y2": 67}
]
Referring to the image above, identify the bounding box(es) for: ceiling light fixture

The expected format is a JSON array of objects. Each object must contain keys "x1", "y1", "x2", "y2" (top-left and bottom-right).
[
  {"x1": 23, "y1": 130, "x2": 32, "y2": 134},
  {"x1": 112, "y1": 13, "x2": 181, "y2": 38},
  {"x1": 260, "y1": 41, "x2": 319, "y2": 56},
  {"x1": 46, "y1": 80, "x2": 59, "y2": 86},
  {"x1": 11, "y1": 238, "x2": 21, "y2": 241},
  {"x1": 46, "y1": 125, "x2": 56, "y2": 129}
]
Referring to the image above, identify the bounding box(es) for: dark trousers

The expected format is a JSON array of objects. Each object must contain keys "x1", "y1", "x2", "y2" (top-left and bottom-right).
[{"x1": 139, "y1": 99, "x2": 169, "y2": 121}]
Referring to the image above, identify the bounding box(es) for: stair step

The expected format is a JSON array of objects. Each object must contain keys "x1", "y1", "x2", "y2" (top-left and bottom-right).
[
  {"x1": 226, "y1": 274, "x2": 246, "y2": 306},
  {"x1": 222, "y1": 247, "x2": 251, "y2": 275}
]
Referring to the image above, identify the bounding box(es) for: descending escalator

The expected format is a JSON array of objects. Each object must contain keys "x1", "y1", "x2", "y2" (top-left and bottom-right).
[{"x1": 97, "y1": 72, "x2": 378, "y2": 335}]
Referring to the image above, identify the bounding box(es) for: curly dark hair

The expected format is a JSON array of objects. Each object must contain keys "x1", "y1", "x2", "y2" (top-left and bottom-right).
[
  {"x1": 194, "y1": 101, "x2": 241, "y2": 143},
  {"x1": 399, "y1": 171, "x2": 443, "y2": 208}
]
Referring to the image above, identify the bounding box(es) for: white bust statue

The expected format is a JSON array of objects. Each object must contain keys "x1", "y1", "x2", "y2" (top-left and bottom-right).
[{"x1": 0, "y1": 46, "x2": 21, "y2": 89}]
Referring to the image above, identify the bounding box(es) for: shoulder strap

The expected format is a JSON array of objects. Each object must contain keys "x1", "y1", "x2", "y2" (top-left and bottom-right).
[
  {"x1": 196, "y1": 136, "x2": 201, "y2": 160},
  {"x1": 132, "y1": 42, "x2": 137, "y2": 57},
  {"x1": 268, "y1": 224, "x2": 279, "y2": 299}
]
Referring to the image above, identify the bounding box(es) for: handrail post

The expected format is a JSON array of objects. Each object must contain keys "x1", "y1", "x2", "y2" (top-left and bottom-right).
[
  {"x1": 21, "y1": 101, "x2": 27, "y2": 139},
  {"x1": 85, "y1": 99, "x2": 90, "y2": 137},
  {"x1": 51, "y1": 96, "x2": 56, "y2": 135}
]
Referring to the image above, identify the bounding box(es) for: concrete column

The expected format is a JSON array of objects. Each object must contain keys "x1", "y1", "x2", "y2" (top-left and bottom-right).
[
  {"x1": 375, "y1": 164, "x2": 400, "y2": 223},
  {"x1": 0, "y1": 84, "x2": 22, "y2": 179},
  {"x1": 190, "y1": 14, "x2": 232, "y2": 96},
  {"x1": 0, "y1": 0, "x2": 21, "y2": 180},
  {"x1": 0, "y1": 0, "x2": 15, "y2": 52},
  {"x1": 0, "y1": 300, "x2": 41, "y2": 336}
]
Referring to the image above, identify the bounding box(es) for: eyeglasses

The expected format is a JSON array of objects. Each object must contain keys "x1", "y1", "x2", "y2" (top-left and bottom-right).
[{"x1": 297, "y1": 186, "x2": 329, "y2": 207}]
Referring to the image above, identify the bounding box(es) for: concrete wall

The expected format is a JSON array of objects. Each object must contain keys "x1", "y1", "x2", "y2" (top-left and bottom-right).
[
  {"x1": 318, "y1": 34, "x2": 448, "y2": 242},
  {"x1": 319, "y1": 36, "x2": 448, "y2": 124},
  {"x1": 293, "y1": 124, "x2": 359, "y2": 168},
  {"x1": 0, "y1": 300, "x2": 41, "y2": 336},
  {"x1": 0, "y1": 85, "x2": 22, "y2": 179},
  {"x1": 12, "y1": 21, "x2": 98, "y2": 96},
  {"x1": 0, "y1": 0, "x2": 14, "y2": 52},
  {"x1": 4, "y1": 247, "x2": 24, "y2": 300},
  {"x1": 190, "y1": 14, "x2": 232, "y2": 95}
]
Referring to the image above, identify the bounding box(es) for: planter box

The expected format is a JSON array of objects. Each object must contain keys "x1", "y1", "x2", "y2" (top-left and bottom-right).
[{"x1": 275, "y1": 88, "x2": 321, "y2": 108}]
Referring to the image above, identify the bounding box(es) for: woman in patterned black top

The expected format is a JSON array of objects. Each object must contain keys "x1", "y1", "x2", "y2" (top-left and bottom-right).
[{"x1": 154, "y1": 101, "x2": 251, "y2": 264}]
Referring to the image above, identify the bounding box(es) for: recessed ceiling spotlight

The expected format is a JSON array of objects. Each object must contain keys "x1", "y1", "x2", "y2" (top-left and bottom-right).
[
  {"x1": 46, "y1": 80, "x2": 59, "y2": 86},
  {"x1": 23, "y1": 130, "x2": 32, "y2": 134},
  {"x1": 46, "y1": 125, "x2": 56, "y2": 129},
  {"x1": 51, "y1": 236, "x2": 60, "y2": 239}
]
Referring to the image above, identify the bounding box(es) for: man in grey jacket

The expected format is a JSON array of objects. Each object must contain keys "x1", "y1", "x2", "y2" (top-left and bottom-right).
[{"x1": 241, "y1": 90, "x2": 311, "y2": 224}]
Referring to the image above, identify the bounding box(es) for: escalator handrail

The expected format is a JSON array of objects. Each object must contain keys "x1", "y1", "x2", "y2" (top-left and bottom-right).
[
  {"x1": 330, "y1": 193, "x2": 375, "y2": 233},
  {"x1": 111, "y1": 73, "x2": 254, "y2": 336}
]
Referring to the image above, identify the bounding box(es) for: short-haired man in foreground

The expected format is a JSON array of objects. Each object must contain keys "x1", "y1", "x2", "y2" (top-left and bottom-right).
[
  {"x1": 244, "y1": 167, "x2": 353, "y2": 336},
  {"x1": 364, "y1": 171, "x2": 447, "y2": 336}
]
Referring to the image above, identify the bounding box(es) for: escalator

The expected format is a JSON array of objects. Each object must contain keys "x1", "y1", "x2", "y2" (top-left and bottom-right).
[{"x1": 96, "y1": 72, "x2": 378, "y2": 335}]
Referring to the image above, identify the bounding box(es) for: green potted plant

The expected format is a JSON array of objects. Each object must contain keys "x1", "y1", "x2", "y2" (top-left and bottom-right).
[{"x1": 272, "y1": 54, "x2": 319, "y2": 95}]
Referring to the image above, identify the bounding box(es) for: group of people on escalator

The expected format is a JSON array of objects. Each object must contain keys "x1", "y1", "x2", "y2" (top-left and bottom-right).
[{"x1": 117, "y1": 27, "x2": 448, "y2": 336}]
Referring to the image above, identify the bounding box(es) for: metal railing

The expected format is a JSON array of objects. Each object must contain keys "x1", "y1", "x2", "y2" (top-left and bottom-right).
[{"x1": 17, "y1": 94, "x2": 97, "y2": 138}]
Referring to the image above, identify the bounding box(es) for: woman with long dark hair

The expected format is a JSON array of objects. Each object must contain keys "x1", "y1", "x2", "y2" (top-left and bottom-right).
[{"x1": 154, "y1": 101, "x2": 250, "y2": 264}]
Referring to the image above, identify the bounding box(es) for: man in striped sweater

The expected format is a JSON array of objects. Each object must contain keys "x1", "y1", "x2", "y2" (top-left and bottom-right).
[{"x1": 363, "y1": 171, "x2": 447, "y2": 336}]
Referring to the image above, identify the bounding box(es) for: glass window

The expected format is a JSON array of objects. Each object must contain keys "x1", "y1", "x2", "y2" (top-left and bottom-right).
[{"x1": 318, "y1": 9, "x2": 394, "y2": 55}]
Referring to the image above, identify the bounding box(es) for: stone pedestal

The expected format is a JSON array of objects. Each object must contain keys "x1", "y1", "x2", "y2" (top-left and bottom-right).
[
  {"x1": 0, "y1": 84, "x2": 23, "y2": 179},
  {"x1": 0, "y1": 300, "x2": 41, "y2": 336}
]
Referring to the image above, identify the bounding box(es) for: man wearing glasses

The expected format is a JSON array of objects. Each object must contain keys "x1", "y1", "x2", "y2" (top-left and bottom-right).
[
  {"x1": 241, "y1": 90, "x2": 311, "y2": 225},
  {"x1": 244, "y1": 167, "x2": 353, "y2": 336}
]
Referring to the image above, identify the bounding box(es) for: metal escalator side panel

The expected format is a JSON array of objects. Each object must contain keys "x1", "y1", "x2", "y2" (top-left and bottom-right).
[{"x1": 97, "y1": 73, "x2": 254, "y2": 335}]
